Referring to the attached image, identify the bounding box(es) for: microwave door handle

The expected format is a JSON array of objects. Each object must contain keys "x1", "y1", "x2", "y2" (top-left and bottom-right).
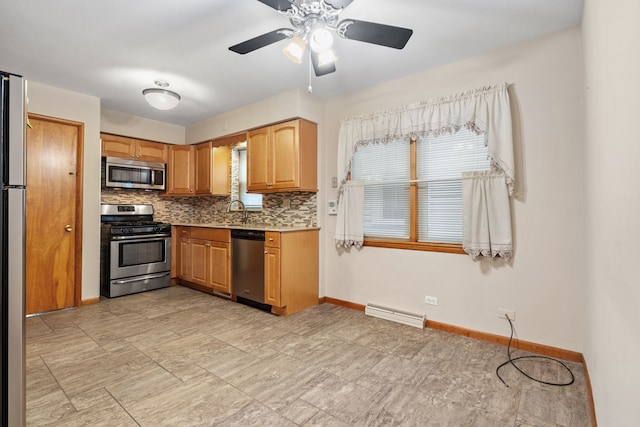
[{"x1": 151, "y1": 169, "x2": 156, "y2": 185}]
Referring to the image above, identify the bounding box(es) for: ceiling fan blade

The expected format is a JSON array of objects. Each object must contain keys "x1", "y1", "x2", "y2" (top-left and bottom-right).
[
  {"x1": 256, "y1": 0, "x2": 294, "y2": 11},
  {"x1": 338, "y1": 19, "x2": 413, "y2": 49},
  {"x1": 229, "y1": 29, "x2": 291, "y2": 54},
  {"x1": 324, "y1": 0, "x2": 354, "y2": 10},
  {"x1": 311, "y1": 51, "x2": 336, "y2": 77}
]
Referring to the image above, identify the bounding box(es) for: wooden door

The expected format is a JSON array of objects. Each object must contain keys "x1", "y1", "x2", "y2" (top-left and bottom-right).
[
  {"x1": 194, "y1": 142, "x2": 211, "y2": 194},
  {"x1": 101, "y1": 133, "x2": 135, "y2": 158},
  {"x1": 179, "y1": 237, "x2": 191, "y2": 280},
  {"x1": 264, "y1": 247, "x2": 281, "y2": 307},
  {"x1": 207, "y1": 242, "x2": 230, "y2": 293},
  {"x1": 136, "y1": 140, "x2": 167, "y2": 162},
  {"x1": 26, "y1": 116, "x2": 82, "y2": 314},
  {"x1": 211, "y1": 145, "x2": 230, "y2": 196},
  {"x1": 246, "y1": 127, "x2": 270, "y2": 191},
  {"x1": 189, "y1": 239, "x2": 208, "y2": 286},
  {"x1": 167, "y1": 145, "x2": 194, "y2": 195},
  {"x1": 271, "y1": 120, "x2": 299, "y2": 189}
]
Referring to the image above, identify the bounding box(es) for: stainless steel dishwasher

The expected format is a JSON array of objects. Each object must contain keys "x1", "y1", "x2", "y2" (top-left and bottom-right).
[{"x1": 231, "y1": 229, "x2": 268, "y2": 309}]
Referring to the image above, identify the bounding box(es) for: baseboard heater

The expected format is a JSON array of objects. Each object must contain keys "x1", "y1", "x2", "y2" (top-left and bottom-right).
[{"x1": 365, "y1": 303, "x2": 425, "y2": 329}]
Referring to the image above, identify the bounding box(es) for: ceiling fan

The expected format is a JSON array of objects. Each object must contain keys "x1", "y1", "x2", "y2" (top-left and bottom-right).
[{"x1": 229, "y1": 0, "x2": 413, "y2": 77}]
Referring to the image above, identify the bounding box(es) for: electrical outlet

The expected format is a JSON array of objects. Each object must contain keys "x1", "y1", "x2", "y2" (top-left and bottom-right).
[
  {"x1": 282, "y1": 198, "x2": 291, "y2": 209},
  {"x1": 331, "y1": 176, "x2": 338, "y2": 188},
  {"x1": 498, "y1": 309, "x2": 516, "y2": 321},
  {"x1": 425, "y1": 295, "x2": 438, "y2": 306}
]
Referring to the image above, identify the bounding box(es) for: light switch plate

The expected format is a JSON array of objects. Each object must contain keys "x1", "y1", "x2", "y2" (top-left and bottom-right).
[{"x1": 328, "y1": 199, "x2": 338, "y2": 215}]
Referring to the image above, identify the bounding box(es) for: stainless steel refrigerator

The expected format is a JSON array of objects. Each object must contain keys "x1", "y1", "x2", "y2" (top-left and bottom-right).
[{"x1": 1, "y1": 71, "x2": 26, "y2": 426}]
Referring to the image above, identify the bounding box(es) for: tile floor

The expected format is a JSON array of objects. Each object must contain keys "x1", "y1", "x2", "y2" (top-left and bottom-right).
[{"x1": 26, "y1": 285, "x2": 592, "y2": 426}]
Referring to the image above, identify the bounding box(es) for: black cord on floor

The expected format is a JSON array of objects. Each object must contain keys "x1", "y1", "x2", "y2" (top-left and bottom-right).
[{"x1": 496, "y1": 315, "x2": 575, "y2": 387}]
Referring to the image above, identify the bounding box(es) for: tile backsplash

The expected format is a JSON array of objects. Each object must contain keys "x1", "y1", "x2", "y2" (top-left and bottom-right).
[{"x1": 101, "y1": 189, "x2": 317, "y2": 227}]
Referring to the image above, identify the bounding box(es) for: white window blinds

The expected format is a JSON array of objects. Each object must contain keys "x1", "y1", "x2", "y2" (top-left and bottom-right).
[
  {"x1": 351, "y1": 139, "x2": 410, "y2": 239},
  {"x1": 416, "y1": 130, "x2": 490, "y2": 243},
  {"x1": 238, "y1": 148, "x2": 262, "y2": 210}
]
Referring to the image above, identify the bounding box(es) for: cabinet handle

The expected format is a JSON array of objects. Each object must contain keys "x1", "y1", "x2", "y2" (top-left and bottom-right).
[
  {"x1": 268, "y1": 238, "x2": 274, "y2": 241},
  {"x1": 264, "y1": 251, "x2": 268, "y2": 254}
]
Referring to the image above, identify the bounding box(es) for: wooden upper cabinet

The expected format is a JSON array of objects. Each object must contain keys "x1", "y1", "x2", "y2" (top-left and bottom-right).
[
  {"x1": 195, "y1": 142, "x2": 230, "y2": 196},
  {"x1": 136, "y1": 140, "x2": 168, "y2": 162},
  {"x1": 166, "y1": 145, "x2": 195, "y2": 195},
  {"x1": 100, "y1": 133, "x2": 167, "y2": 163},
  {"x1": 247, "y1": 119, "x2": 317, "y2": 193}
]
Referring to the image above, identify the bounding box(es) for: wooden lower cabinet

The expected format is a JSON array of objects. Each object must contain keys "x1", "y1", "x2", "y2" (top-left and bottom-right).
[
  {"x1": 176, "y1": 227, "x2": 231, "y2": 294},
  {"x1": 174, "y1": 226, "x2": 318, "y2": 315},
  {"x1": 265, "y1": 230, "x2": 318, "y2": 316}
]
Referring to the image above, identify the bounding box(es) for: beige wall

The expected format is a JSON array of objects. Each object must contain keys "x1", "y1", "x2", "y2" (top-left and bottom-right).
[
  {"x1": 101, "y1": 109, "x2": 186, "y2": 145},
  {"x1": 582, "y1": 0, "x2": 640, "y2": 424},
  {"x1": 27, "y1": 82, "x2": 102, "y2": 301},
  {"x1": 320, "y1": 28, "x2": 585, "y2": 351}
]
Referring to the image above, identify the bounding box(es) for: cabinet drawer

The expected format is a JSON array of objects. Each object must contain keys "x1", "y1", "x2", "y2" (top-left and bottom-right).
[
  {"x1": 190, "y1": 227, "x2": 230, "y2": 242},
  {"x1": 265, "y1": 232, "x2": 281, "y2": 248},
  {"x1": 178, "y1": 227, "x2": 191, "y2": 238}
]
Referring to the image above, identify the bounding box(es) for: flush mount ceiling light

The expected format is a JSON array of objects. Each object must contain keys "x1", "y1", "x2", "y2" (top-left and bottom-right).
[
  {"x1": 142, "y1": 80, "x2": 181, "y2": 110},
  {"x1": 229, "y1": 0, "x2": 413, "y2": 77}
]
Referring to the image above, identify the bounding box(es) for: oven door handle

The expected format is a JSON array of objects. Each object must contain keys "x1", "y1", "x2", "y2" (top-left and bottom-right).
[
  {"x1": 112, "y1": 272, "x2": 171, "y2": 285},
  {"x1": 111, "y1": 233, "x2": 171, "y2": 241}
]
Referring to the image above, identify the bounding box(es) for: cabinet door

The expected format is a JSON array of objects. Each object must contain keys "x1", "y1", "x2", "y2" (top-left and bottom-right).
[
  {"x1": 207, "y1": 242, "x2": 230, "y2": 293},
  {"x1": 211, "y1": 145, "x2": 230, "y2": 195},
  {"x1": 264, "y1": 247, "x2": 281, "y2": 307},
  {"x1": 246, "y1": 127, "x2": 270, "y2": 191},
  {"x1": 189, "y1": 239, "x2": 208, "y2": 286},
  {"x1": 179, "y1": 238, "x2": 191, "y2": 280},
  {"x1": 167, "y1": 145, "x2": 194, "y2": 195},
  {"x1": 101, "y1": 134, "x2": 135, "y2": 158},
  {"x1": 136, "y1": 140, "x2": 168, "y2": 162},
  {"x1": 195, "y1": 142, "x2": 212, "y2": 194},
  {"x1": 271, "y1": 120, "x2": 300, "y2": 189}
]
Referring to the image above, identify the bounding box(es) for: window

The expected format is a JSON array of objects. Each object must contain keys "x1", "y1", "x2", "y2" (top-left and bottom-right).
[
  {"x1": 350, "y1": 128, "x2": 490, "y2": 251},
  {"x1": 232, "y1": 145, "x2": 262, "y2": 210}
]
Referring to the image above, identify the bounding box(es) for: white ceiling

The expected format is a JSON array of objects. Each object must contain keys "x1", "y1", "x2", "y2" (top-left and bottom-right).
[{"x1": 0, "y1": 0, "x2": 583, "y2": 126}]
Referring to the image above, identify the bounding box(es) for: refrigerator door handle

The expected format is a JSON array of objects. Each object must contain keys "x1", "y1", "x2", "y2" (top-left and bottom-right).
[{"x1": 8, "y1": 74, "x2": 26, "y2": 187}]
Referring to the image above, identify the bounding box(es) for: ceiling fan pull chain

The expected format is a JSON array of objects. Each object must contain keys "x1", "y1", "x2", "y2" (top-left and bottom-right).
[{"x1": 308, "y1": 48, "x2": 313, "y2": 94}]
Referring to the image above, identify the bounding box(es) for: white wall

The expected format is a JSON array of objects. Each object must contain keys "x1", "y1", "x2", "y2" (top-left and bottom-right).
[
  {"x1": 582, "y1": 0, "x2": 640, "y2": 424},
  {"x1": 101, "y1": 109, "x2": 186, "y2": 145},
  {"x1": 185, "y1": 89, "x2": 324, "y2": 143},
  {"x1": 320, "y1": 28, "x2": 585, "y2": 351},
  {"x1": 27, "y1": 82, "x2": 102, "y2": 301}
]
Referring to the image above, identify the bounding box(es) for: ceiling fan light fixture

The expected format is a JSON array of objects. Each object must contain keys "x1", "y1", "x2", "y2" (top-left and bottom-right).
[
  {"x1": 309, "y1": 27, "x2": 333, "y2": 53},
  {"x1": 142, "y1": 88, "x2": 181, "y2": 110},
  {"x1": 317, "y1": 48, "x2": 338, "y2": 66},
  {"x1": 283, "y1": 36, "x2": 306, "y2": 64}
]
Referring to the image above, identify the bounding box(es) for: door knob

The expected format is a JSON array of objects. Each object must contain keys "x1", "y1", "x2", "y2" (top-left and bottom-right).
[{"x1": 65, "y1": 225, "x2": 73, "y2": 232}]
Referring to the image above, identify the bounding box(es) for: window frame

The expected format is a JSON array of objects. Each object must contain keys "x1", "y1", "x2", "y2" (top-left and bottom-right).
[{"x1": 356, "y1": 137, "x2": 474, "y2": 254}]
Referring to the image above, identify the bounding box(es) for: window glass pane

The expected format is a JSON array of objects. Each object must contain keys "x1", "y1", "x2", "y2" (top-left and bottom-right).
[
  {"x1": 352, "y1": 140, "x2": 410, "y2": 239},
  {"x1": 239, "y1": 148, "x2": 262, "y2": 210},
  {"x1": 417, "y1": 129, "x2": 490, "y2": 243}
]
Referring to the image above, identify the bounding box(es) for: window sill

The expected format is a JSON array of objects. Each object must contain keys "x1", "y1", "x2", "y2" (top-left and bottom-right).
[{"x1": 363, "y1": 239, "x2": 466, "y2": 254}]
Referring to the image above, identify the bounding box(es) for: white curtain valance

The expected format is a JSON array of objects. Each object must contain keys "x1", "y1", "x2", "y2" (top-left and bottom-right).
[{"x1": 337, "y1": 82, "x2": 514, "y2": 196}]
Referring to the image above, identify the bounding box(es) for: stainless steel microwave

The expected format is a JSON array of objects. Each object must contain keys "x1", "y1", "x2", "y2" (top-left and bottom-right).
[{"x1": 103, "y1": 156, "x2": 166, "y2": 190}]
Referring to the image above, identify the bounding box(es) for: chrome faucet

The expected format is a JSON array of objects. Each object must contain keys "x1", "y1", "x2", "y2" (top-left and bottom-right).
[{"x1": 227, "y1": 199, "x2": 248, "y2": 224}]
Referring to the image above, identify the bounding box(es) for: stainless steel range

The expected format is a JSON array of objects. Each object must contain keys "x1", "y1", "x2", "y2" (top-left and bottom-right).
[{"x1": 100, "y1": 204, "x2": 171, "y2": 298}]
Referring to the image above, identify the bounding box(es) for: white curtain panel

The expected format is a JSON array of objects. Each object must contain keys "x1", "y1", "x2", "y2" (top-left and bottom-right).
[
  {"x1": 337, "y1": 82, "x2": 514, "y2": 196},
  {"x1": 335, "y1": 181, "x2": 364, "y2": 248},
  {"x1": 462, "y1": 171, "x2": 513, "y2": 260}
]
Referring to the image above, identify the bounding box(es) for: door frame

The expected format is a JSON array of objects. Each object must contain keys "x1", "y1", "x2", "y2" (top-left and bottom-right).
[{"x1": 28, "y1": 114, "x2": 84, "y2": 308}]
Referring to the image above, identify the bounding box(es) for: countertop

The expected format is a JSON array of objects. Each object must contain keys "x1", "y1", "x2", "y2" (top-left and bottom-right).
[{"x1": 171, "y1": 222, "x2": 320, "y2": 233}]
